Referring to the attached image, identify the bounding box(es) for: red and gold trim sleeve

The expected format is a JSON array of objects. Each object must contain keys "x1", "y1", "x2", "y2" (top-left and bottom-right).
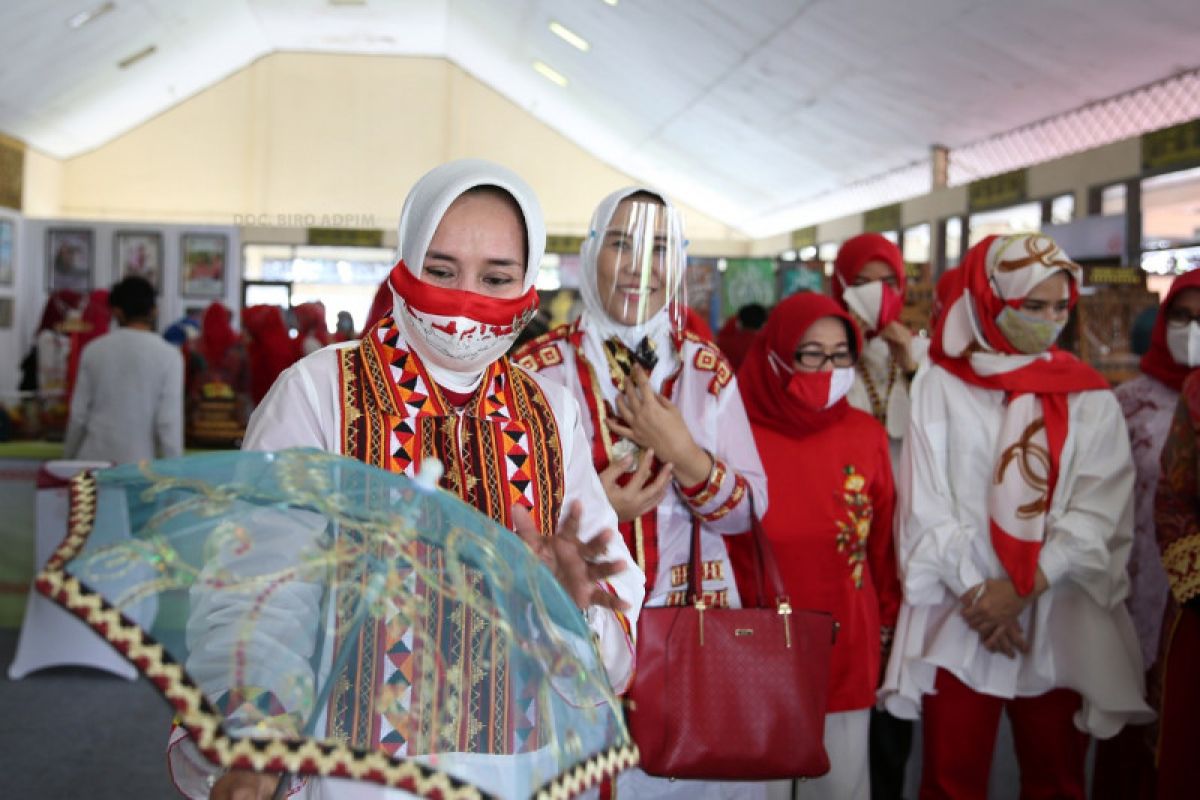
[
  {"x1": 676, "y1": 454, "x2": 749, "y2": 523},
  {"x1": 678, "y1": 457, "x2": 726, "y2": 507},
  {"x1": 601, "y1": 580, "x2": 634, "y2": 642}
]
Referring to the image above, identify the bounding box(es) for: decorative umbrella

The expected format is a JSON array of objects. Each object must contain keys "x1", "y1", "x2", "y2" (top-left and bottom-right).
[{"x1": 36, "y1": 448, "x2": 637, "y2": 799}]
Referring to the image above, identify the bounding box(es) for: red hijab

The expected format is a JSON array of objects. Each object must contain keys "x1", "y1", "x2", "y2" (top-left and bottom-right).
[
  {"x1": 737, "y1": 293, "x2": 863, "y2": 436},
  {"x1": 242, "y1": 304, "x2": 296, "y2": 403},
  {"x1": 832, "y1": 233, "x2": 907, "y2": 306},
  {"x1": 363, "y1": 279, "x2": 393, "y2": 332},
  {"x1": 930, "y1": 267, "x2": 962, "y2": 328},
  {"x1": 929, "y1": 234, "x2": 1106, "y2": 393},
  {"x1": 294, "y1": 302, "x2": 331, "y2": 347},
  {"x1": 199, "y1": 302, "x2": 240, "y2": 368},
  {"x1": 682, "y1": 306, "x2": 714, "y2": 341},
  {"x1": 36, "y1": 289, "x2": 84, "y2": 333},
  {"x1": 78, "y1": 290, "x2": 111, "y2": 346},
  {"x1": 1140, "y1": 270, "x2": 1200, "y2": 391}
]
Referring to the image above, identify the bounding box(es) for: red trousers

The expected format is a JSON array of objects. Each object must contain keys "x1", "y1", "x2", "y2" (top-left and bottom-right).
[{"x1": 920, "y1": 669, "x2": 1089, "y2": 800}]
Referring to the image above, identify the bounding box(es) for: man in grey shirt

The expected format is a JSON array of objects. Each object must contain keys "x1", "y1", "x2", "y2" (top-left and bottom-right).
[{"x1": 64, "y1": 276, "x2": 184, "y2": 463}]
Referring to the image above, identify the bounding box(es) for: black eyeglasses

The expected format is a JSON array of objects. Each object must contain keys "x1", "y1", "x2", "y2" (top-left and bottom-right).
[{"x1": 794, "y1": 349, "x2": 857, "y2": 369}]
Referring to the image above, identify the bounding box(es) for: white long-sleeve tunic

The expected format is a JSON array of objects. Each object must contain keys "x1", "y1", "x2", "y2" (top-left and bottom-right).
[
  {"x1": 168, "y1": 340, "x2": 643, "y2": 799},
  {"x1": 515, "y1": 326, "x2": 767, "y2": 609},
  {"x1": 880, "y1": 364, "x2": 1153, "y2": 738}
]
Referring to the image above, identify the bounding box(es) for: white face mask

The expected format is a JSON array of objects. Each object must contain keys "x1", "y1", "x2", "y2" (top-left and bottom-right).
[
  {"x1": 399, "y1": 302, "x2": 532, "y2": 377},
  {"x1": 1167, "y1": 321, "x2": 1200, "y2": 367},
  {"x1": 840, "y1": 279, "x2": 902, "y2": 336},
  {"x1": 828, "y1": 366, "x2": 856, "y2": 407}
]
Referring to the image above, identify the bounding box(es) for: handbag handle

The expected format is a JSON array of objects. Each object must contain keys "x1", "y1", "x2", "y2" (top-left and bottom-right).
[{"x1": 687, "y1": 490, "x2": 788, "y2": 609}]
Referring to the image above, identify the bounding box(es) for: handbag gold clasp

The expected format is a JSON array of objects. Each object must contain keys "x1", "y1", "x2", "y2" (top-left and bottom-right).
[
  {"x1": 695, "y1": 597, "x2": 707, "y2": 646},
  {"x1": 778, "y1": 600, "x2": 793, "y2": 648}
]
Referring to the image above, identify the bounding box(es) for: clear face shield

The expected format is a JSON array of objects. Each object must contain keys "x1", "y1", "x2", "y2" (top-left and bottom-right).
[{"x1": 594, "y1": 200, "x2": 687, "y2": 342}]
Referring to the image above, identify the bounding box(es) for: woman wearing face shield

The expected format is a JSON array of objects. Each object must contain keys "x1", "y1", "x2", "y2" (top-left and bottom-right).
[
  {"x1": 1091, "y1": 271, "x2": 1200, "y2": 797},
  {"x1": 512, "y1": 188, "x2": 767, "y2": 798},
  {"x1": 169, "y1": 160, "x2": 644, "y2": 800},
  {"x1": 737, "y1": 293, "x2": 900, "y2": 800},
  {"x1": 879, "y1": 233, "x2": 1152, "y2": 798}
]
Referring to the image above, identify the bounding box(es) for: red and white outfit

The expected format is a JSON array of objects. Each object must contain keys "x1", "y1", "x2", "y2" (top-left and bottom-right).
[
  {"x1": 833, "y1": 233, "x2": 929, "y2": 463},
  {"x1": 880, "y1": 233, "x2": 1153, "y2": 799},
  {"x1": 168, "y1": 161, "x2": 643, "y2": 799},
  {"x1": 737, "y1": 293, "x2": 900, "y2": 800},
  {"x1": 514, "y1": 187, "x2": 766, "y2": 800}
]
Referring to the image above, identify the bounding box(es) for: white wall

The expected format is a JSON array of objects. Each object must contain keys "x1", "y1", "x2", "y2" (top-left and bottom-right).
[
  {"x1": 0, "y1": 207, "x2": 22, "y2": 400},
  {"x1": 1, "y1": 216, "x2": 240, "y2": 397}
]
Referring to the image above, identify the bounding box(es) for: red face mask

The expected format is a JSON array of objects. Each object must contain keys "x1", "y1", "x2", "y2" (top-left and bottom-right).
[{"x1": 770, "y1": 351, "x2": 857, "y2": 412}]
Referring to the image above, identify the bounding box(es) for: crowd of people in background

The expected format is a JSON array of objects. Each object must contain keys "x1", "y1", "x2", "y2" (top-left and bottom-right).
[{"x1": 14, "y1": 159, "x2": 1200, "y2": 800}]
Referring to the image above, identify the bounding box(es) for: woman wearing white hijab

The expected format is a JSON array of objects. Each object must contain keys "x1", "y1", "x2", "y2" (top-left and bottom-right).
[
  {"x1": 169, "y1": 160, "x2": 644, "y2": 799},
  {"x1": 880, "y1": 233, "x2": 1152, "y2": 798},
  {"x1": 514, "y1": 187, "x2": 767, "y2": 799}
]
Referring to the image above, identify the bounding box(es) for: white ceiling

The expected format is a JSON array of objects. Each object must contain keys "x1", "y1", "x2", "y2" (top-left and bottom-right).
[{"x1": 2, "y1": 0, "x2": 1199, "y2": 237}]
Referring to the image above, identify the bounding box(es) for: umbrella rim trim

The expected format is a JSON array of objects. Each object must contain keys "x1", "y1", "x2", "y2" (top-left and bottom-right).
[{"x1": 35, "y1": 469, "x2": 640, "y2": 799}]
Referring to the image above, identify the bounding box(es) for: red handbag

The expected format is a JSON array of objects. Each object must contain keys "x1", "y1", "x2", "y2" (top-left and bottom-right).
[{"x1": 626, "y1": 508, "x2": 835, "y2": 780}]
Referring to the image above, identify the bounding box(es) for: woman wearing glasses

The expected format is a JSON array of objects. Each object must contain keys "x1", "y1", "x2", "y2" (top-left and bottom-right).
[
  {"x1": 737, "y1": 292, "x2": 900, "y2": 800},
  {"x1": 880, "y1": 233, "x2": 1151, "y2": 799}
]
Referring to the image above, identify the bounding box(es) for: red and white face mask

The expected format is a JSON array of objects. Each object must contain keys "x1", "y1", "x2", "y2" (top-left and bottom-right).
[
  {"x1": 840, "y1": 279, "x2": 902, "y2": 336},
  {"x1": 768, "y1": 350, "x2": 856, "y2": 412},
  {"x1": 389, "y1": 262, "x2": 538, "y2": 375}
]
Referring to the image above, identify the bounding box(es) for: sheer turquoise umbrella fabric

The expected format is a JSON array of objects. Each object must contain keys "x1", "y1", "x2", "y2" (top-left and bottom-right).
[{"x1": 38, "y1": 448, "x2": 635, "y2": 799}]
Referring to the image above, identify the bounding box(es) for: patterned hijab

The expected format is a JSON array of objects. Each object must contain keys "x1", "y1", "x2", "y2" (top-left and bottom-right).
[{"x1": 930, "y1": 233, "x2": 1108, "y2": 595}]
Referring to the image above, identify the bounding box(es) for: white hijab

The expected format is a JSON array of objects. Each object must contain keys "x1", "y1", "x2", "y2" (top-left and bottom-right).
[
  {"x1": 391, "y1": 159, "x2": 546, "y2": 392},
  {"x1": 578, "y1": 186, "x2": 686, "y2": 401}
]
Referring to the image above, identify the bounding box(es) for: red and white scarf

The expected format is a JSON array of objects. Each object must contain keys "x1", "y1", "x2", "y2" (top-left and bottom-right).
[{"x1": 930, "y1": 234, "x2": 1108, "y2": 595}]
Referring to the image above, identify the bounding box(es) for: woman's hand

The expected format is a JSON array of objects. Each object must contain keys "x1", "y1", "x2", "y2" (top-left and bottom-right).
[
  {"x1": 878, "y1": 321, "x2": 918, "y2": 372},
  {"x1": 608, "y1": 366, "x2": 711, "y2": 486},
  {"x1": 209, "y1": 770, "x2": 280, "y2": 800},
  {"x1": 978, "y1": 619, "x2": 1029, "y2": 658},
  {"x1": 960, "y1": 570, "x2": 1049, "y2": 657},
  {"x1": 961, "y1": 578, "x2": 1028, "y2": 629},
  {"x1": 512, "y1": 500, "x2": 631, "y2": 613},
  {"x1": 598, "y1": 449, "x2": 674, "y2": 523}
]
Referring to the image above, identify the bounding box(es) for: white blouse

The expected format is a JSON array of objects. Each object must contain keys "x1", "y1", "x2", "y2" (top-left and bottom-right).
[
  {"x1": 168, "y1": 341, "x2": 643, "y2": 800},
  {"x1": 880, "y1": 364, "x2": 1154, "y2": 738},
  {"x1": 519, "y1": 332, "x2": 767, "y2": 609}
]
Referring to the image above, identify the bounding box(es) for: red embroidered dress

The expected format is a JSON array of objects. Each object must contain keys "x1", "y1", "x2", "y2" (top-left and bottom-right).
[{"x1": 328, "y1": 315, "x2": 566, "y2": 756}]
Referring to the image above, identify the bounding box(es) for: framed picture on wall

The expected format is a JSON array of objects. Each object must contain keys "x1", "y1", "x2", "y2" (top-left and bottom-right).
[
  {"x1": 0, "y1": 296, "x2": 12, "y2": 328},
  {"x1": 181, "y1": 233, "x2": 227, "y2": 298},
  {"x1": 0, "y1": 218, "x2": 13, "y2": 286},
  {"x1": 114, "y1": 231, "x2": 163, "y2": 291},
  {"x1": 46, "y1": 227, "x2": 94, "y2": 292}
]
